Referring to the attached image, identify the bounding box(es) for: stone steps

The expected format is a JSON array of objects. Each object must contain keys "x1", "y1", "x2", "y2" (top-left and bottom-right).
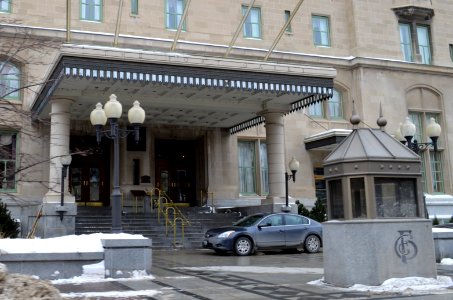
[{"x1": 75, "y1": 208, "x2": 241, "y2": 249}]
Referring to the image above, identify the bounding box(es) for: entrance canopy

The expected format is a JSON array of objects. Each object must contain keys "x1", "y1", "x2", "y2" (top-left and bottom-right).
[{"x1": 32, "y1": 51, "x2": 335, "y2": 134}]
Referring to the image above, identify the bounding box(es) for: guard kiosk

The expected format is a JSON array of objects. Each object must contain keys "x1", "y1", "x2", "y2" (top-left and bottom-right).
[{"x1": 322, "y1": 111, "x2": 436, "y2": 287}]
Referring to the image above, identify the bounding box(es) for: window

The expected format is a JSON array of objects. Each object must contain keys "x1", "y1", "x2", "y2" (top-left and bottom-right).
[
  {"x1": 313, "y1": 167, "x2": 326, "y2": 203},
  {"x1": 242, "y1": 6, "x2": 261, "y2": 39},
  {"x1": 375, "y1": 178, "x2": 418, "y2": 218},
  {"x1": 408, "y1": 111, "x2": 444, "y2": 193},
  {"x1": 308, "y1": 89, "x2": 343, "y2": 119},
  {"x1": 0, "y1": 133, "x2": 17, "y2": 191},
  {"x1": 165, "y1": 0, "x2": 185, "y2": 30},
  {"x1": 284, "y1": 10, "x2": 292, "y2": 33},
  {"x1": 399, "y1": 23, "x2": 413, "y2": 62},
  {"x1": 450, "y1": 44, "x2": 453, "y2": 62},
  {"x1": 238, "y1": 140, "x2": 268, "y2": 196},
  {"x1": 285, "y1": 214, "x2": 309, "y2": 225},
  {"x1": 0, "y1": 61, "x2": 20, "y2": 100},
  {"x1": 0, "y1": 0, "x2": 11, "y2": 13},
  {"x1": 312, "y1": 15, "x2": 330, "y2": 46},
  {"x1": 351, "y1": 178, "x2": 366, "y2": 218},
  {"x1": 131, "y1": 0, "x2": 138, "y2": 15},
  {"x1": 259, "y1": 215, "x2": 283, "y2": 227},
  {"x1": 398, "y1": 23, "x2": 432, "y2": 64},
  {"x1": 259, "y1": 142, "x2": 268, "y2": 194},
  {"x1": 328, "y1": 179, "x2": 344, "y2": 219},
  {"x1": 81, "y1": 0, "x2": 102, "y2": 22}
]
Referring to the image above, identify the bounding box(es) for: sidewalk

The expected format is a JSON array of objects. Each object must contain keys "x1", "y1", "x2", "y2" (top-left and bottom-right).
[{"x1": 54, "y1": 249, "x2": 453, "y2": 299}]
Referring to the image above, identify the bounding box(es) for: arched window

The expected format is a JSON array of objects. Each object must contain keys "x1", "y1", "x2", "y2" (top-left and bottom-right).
[
  {"x1": 406, "y1": 87, "x2": 444, "y2": 194},
  {"x1": 0, "y1": 61, "x2": 20, "y2": 100}
]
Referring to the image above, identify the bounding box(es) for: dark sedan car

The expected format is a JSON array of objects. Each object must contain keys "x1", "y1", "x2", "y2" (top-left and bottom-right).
[{"x1": 202, "y1": 213, "x2": 322, "y2": 256}]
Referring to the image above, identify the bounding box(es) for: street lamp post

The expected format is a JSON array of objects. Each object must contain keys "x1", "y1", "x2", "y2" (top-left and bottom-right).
[
  {"x1": 90, "y1": 94, "x2": 145, "y2": 233},
  {"x1": 285, "y1": 156, "x2": 300, "y2": 208},
  {"x1": 59, "y1": 154, "x2": 72, "y2": 221},
  {"x1": 397, "y1": 116, "x2": 442, "y2": 153}
]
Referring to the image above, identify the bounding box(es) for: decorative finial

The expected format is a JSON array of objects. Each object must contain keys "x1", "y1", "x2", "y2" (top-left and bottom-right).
[
  {"x1": 349, "y1": 100, "x2": 361, "y2": 129},
  {"x1": 377, "y1": 102, "x2": 387, "y2": 131}
]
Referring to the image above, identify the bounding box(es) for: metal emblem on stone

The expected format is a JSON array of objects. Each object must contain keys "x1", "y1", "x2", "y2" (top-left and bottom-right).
[{"x1": 394, "y1": 230, "x2": 418, "y2": 263}]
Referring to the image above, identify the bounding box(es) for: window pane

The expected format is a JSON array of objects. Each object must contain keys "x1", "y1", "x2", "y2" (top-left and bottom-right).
[
  {"x1": 375, "y1": 178, "x2": 418, "y2": 218},
  {"x1": 308, "y1": 102, "x2": 324, "y2": 117},
  {"x1": 312, "y1": 15, "x2": 330, "y2": 46},
  {"x1": 351, "y1": 178, "x2": 366, "y2": 218},
  {"x1": 166, "y1": 0, "x2": 185, "y2": 30},
  {"x1": 0, "y1": 133, "x2": 16, "y2": 191},
  {"x1": 417, "y1": 25, "x2": 431, "y2": 64},
  {"x1": 408, "y1": 112, "x2": 423, "y2": 144},
  {"x1": 238, "y1": 141, "x2": 256, "y2": 194},
  {"x1": 399, "y1": 23, "x2": 413, "y2": 62},
  {"x1": 81, "y1": 0, "x2": 102, "y2": 21},
  {"x1": 243, "y1": 6, "x2": 261, "y2": 38},
  {"x1": 285, "y1": 215, "x2": 309, "y2": 225},
  {"x1": 328, "y1": 180, "x2": 344, "y2": 219},
  {"x1": 284, "y1": 10, "x2": 292, "y2": 33},
  {"x1": 259, "y1": 142, "x2": 268, "y2": 195},
  {"x1": 131, "y1": 0, "x2": 138, "y2": 15},
  {"x1": 430, "y1": 152, "x2": 444, "y2": 193},
  {"x1": 0, "y1": 62, "x2": 20, "y2": 100},
  {"x1": 450, "y1": 44, "x2": 453, "y2": 62},
  {"x1": 0, "y1": 0, "x2": 11, "y2": 12},
  {"x1": 328, "y1": 89, "x2": 343, "y2": 118}
]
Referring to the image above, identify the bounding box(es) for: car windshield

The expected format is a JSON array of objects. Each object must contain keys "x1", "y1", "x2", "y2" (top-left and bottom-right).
[{"x1": 233, "y1": 214, "x2": 264, "y2": 227}]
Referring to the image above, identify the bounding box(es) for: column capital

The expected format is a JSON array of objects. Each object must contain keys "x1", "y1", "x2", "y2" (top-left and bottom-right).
[{"x1": 49, "y1": 98, "x2": 75, "y2": 114}]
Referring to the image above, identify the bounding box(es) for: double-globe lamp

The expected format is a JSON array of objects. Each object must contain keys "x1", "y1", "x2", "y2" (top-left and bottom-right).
[
  {"x1": 395, "y1": 116, "x2": 441, "y2": 153},
  {"x1": 90, "y1": 94, "x2": 145, "y2": 232}
]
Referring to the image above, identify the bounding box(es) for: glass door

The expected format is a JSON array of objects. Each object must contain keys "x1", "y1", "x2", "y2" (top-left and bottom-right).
[{"x1": 69, "y1": 136, "x2": 110, "y2": 206}]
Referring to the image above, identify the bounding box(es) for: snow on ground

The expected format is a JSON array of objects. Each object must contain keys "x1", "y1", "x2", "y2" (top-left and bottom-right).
[
  {"x1": 308, "y1": 276, "x2": 453, "y2": 296},
  {"x1": 0, "y1": 233, "x2": 146, "y2": 253}
]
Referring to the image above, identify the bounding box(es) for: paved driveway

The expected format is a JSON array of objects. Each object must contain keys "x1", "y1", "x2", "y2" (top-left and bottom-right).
[{"x1": 55, "y1": 249, "x2": 453, "y2": 299}]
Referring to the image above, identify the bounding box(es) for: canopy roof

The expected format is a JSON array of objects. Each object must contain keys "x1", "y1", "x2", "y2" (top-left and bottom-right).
[{"x1": 32, "y1": 52, "x2": 335, "y2": 134}]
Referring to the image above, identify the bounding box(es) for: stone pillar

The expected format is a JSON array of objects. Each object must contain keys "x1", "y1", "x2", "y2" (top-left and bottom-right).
[
  {"x1": 261, "y1": 111, "x2": 291, "y2": 212},
  {"x1": 44, "y1": 98, "x2": 73, "y2": 202},
  {"x1": 40, "y1": 98, "x2": 76, "y2": 238}
]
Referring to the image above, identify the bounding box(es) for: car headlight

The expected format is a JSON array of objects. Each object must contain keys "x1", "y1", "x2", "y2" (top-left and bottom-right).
[{"x1": 218, "y1": 231, "x2": 235, "y2": 238}]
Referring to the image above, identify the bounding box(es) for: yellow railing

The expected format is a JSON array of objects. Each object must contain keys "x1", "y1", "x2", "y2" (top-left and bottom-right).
[{"x1": 147, "y1": 187, "x2": 190, "y2": 247}]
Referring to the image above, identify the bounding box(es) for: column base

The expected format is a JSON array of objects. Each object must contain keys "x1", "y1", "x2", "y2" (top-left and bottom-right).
[{"x1": 29, "y1": 202, "x2": 77, "y2": 238}]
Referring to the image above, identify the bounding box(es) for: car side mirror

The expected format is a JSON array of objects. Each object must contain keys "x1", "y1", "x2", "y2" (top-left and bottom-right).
[{"x1": 258, "y1": 222, "x2": 271, "y2": 229}]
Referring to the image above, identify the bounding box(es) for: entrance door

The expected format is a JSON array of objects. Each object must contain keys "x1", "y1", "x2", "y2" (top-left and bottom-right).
[
  {"x1": 155, "y1": 139, "x2": 197, "y2": 206},
  {"x1": 70, "y1": 136, "x2": 110, "y2": 206}
]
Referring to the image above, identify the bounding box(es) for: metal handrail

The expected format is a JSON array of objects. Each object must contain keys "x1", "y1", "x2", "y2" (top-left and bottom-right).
[{"x1": 146, "y1": 187, "x2": 190, "y2": 247}]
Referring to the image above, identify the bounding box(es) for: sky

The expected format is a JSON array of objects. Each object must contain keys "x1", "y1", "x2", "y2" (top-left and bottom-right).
[{"x1": 1, "y1": 232, "x2": 453, "y2": 298}]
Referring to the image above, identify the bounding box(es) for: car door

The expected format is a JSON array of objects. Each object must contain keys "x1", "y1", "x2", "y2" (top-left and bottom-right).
[
  {"x1": 254, "y1": 214, "x2": 285, "y2": 248},
  {"x1": 283, "y1": 214, "x2": 310, "y2": 247}
]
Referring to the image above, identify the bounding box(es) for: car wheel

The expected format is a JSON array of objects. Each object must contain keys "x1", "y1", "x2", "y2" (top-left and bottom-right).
[
  {"x1": 304, "y1": 235, "x2": 321, "y2": 253},
  {"x1": 234, "y1": 236, "x2": 253, "y2": 256}
]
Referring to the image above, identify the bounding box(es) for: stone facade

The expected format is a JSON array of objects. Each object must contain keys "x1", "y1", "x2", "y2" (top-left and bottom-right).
[{"x1": 1, "y1": 0, "x2": 453, "y2": 236}]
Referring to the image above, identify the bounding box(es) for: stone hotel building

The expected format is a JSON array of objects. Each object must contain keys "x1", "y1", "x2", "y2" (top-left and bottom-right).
[{"x1": 1, "y1": 0, "x2": 453, "y2": 237}]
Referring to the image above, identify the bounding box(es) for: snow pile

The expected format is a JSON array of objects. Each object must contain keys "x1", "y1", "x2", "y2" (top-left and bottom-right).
[
  {"x1": 309, "y1": 276, "x2": 453, "y2": 296},
  {"x1": 0, "y1": 233, "x2": 146, "y2": 254}
]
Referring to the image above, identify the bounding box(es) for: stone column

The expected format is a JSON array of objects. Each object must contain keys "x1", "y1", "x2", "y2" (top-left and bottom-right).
[
  {"x1": 44, "y1": 98, "x2": 73, "y2": 202},
  {"x1": 261, "y1": 110, "x2": 289, "y2": 212},
  {"x1": 40, "y1": 98, "x2": 76, "y2": 238}
]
